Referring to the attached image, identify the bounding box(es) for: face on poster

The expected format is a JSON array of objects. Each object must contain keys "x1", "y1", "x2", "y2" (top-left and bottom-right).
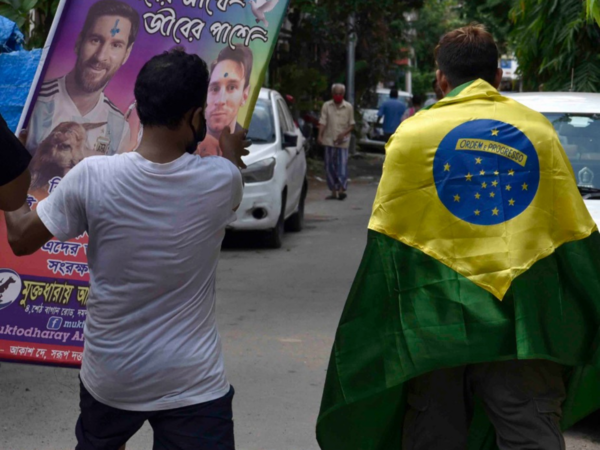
[{"x1": 0, "y1": 0, "x2": 289, "y2": 366}]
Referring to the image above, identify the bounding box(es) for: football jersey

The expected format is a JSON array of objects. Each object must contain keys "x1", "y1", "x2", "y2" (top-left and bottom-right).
[{"x1": 25, "y1": 77, "x2": 131, "y2": 156}]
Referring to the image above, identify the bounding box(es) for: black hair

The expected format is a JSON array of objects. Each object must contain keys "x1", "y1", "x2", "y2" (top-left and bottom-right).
[
  {"x1": 135, "y1": 49, "x2": 209, "y2": 129},
  {"x1": 412, "y1": 94, "x2": 423, "y2": 107},
  {"x1": 81, "y1": 0, "x2": 140, "y2": 48},
  {"x1": 210, "y1": 46, "x2": 253, "y2": 89},
  {"x1": 435, "y1": 25, "x2": 499, "y2": 88},
  {"x1": 390, "y1": 88, "x2": 399, "y2": 99}
]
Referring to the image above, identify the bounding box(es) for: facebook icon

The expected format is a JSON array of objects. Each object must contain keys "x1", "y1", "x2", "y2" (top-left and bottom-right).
[{"x1": 47, "y1": 317, "x2": 63, "y2": 330}]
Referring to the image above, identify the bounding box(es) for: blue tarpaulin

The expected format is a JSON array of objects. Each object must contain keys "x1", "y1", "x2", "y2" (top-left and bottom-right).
[{"x1": 0, "y1": 17, "x2": 41, "y2": 132}]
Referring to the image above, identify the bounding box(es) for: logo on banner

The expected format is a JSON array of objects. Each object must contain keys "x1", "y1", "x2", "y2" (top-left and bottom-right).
[
  {"x1": 0, "y1": 269, "x2": 23, "y2": 311},
  {"x1": 47, "y1": 317, "x2": 63, "y2": 330}
]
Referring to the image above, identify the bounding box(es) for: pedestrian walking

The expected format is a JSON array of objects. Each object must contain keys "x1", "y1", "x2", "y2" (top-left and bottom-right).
[
  {"x1": 317, "y1": 25, "x2": 600, "y2": 450},
  {"x1": 5, "y1": 49, "x2": 249, "y2": 450},
  {"x1": 0, "y1": 113, "x2": 31, "y2": 211},
  {"x1": 318, "y1": 83, "x2": 355, "y2": 200},
  {"x1": 376, "y1": 87, "x2": 407, "y2": 142}
]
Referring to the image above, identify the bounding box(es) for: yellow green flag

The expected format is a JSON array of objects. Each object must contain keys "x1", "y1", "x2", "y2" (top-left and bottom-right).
[
  {"x1": 370, "y1": 79, "x2": 596, "y2": 299},
  {"x1": 317, "y1": 79, "x2": 600, "y2": 450}
]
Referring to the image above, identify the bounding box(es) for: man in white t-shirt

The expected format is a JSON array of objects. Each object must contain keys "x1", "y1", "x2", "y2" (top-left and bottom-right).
[
  {"x1": 5, "y1": 49, "x2": 250, "y2": 449},
  {"x1": 25, "y1": 0, "x2": 139, "y2": 157}
]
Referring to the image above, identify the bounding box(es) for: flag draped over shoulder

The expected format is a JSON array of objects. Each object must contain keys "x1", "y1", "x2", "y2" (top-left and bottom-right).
[{"x1": 316, "y1": 79, "x2": 600, "y2": 450}]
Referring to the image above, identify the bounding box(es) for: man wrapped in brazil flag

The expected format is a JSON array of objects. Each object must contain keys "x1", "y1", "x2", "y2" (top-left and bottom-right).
[{"x1": 317, "y1": 25, "x2": 600, "y2": 450}]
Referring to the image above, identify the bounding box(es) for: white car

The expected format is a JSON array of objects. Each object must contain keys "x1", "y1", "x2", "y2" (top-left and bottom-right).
[
  {"x1": 229, "y1": 88, "x2": 307, "y2": 248},
  {"x1": 359, "y1": 88, "x2": 411, "y2": 149},
  {"x1": 504, "y1": 92, "x2": 600, "y2": 224}
]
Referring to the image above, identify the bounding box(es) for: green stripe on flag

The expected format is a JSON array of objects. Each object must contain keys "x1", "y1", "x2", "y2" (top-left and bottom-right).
[{"x1": 317, "y1": 229, "x2": 600, "y2": 450}]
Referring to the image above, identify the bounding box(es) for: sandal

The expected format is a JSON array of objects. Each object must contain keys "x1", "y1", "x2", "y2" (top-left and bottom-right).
[
  {"x1": 338, "y1": 192, "x2": 347, "y2": 200},
  {"x1": 326, "y1": 194, "x2": 338, "y2": 200}
]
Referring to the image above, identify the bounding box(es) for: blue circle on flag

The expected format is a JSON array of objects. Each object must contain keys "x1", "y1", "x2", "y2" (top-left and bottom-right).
[{"x1": 433, "y1": 119, "x2": 540, "y2": 226}]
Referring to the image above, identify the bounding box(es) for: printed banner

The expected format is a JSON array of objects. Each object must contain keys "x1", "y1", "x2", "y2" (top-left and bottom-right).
[{"x1": 0, "y1": 0, "x2": 289, "y2": 366}]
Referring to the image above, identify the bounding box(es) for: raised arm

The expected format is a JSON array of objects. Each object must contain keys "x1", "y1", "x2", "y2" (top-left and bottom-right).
[
  {"x1": 4, "y1": 203, "x2": 53, "y2": 256},
  {"x1": 0, "y1": 169, "x2": 31, "y2": 211}
]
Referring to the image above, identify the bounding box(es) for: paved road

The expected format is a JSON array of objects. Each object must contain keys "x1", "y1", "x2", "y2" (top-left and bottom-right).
[{"x1": 0, "y1": 178, "x2": 598, "y2": 449}]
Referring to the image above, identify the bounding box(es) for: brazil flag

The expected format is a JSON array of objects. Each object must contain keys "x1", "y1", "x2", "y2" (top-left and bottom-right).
[{"x1": 316, "y1": 79, "x2": 600, "y2": 450}]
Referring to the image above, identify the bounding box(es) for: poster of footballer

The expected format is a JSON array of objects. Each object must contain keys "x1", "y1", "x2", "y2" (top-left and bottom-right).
[{"x1": 0, "y1": 0, "x2": 289, "y2": 366}]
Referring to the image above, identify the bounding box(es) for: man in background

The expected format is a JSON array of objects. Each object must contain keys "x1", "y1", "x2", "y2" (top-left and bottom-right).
[
  {"x1": 25, "y1": 0, "x2": 139, "y2": 156},
  {"x1": 376, "y1": 87, "x2": 406, "y2": 142},
  {"x1": 0, "y1": 113, "x2": 31, "y2": 211},
  {"x1": 318, "y1": 83, "x2": 355, "y2": 201}
]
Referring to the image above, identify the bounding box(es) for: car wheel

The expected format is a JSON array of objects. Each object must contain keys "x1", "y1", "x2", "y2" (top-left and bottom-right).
[
  {"x1": 285, "y1": 179, "x2": 307, "y2": 232},
  {"x1": 265, "y1": 190, "x2": 286, "y2": 249}
]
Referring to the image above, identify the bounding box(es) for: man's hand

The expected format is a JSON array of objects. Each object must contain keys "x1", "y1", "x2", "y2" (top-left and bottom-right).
[
  {"x1": 0, "y1": 169, "x2": 31, "y2": 212},
  {"x1": 219, "y1": 127, "x2": 250, "y2": 169},
  {"x1": 4, "y1": 203, "x2": 53, "y2": 256},
  {"x1": 196, "y1": 134, "x2": 222, "y2": 157}
]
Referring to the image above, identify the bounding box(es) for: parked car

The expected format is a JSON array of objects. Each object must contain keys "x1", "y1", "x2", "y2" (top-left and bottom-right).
[
  {"x1": 503, "y1": 92, "x2": 600, "y2": 224},
  {"x1": 228, "y1": 88, "x2": 308, "y2": 248},
  {"x1": 359, "y1": 88, "x2": 411, "y2": 149}
]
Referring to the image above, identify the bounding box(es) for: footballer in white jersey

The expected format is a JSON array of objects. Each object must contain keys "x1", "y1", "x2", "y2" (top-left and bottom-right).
[{"x1": 26, "y1": 76, "x2": 131, "y2": 157}]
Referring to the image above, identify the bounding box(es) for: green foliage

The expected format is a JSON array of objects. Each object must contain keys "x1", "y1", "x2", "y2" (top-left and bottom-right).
[
  {"x1": 272, "y1": 0, "x2": 422, "y2": 113},
  {"x1": 271, "y1": 63, "x2": 328, "y2": 112},
  {"x1": 586, "y1": 0, "x2": 600, "y2": 26},
  {"x1": 459, "y1": 0, "x2": 515, "y2": 53},
  {"x1": 0, "y1": 0, "x2": 59, "y2": 49},
  {"x1": 511, "y1": 0, "x2": 600, "y2": 92}
]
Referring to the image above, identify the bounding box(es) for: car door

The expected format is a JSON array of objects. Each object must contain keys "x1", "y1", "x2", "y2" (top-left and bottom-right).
[{"x1": 275, "y1": 96, "x2": 304, "y2": 217}]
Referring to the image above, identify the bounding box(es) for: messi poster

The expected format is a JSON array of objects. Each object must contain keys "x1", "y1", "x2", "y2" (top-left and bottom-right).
[{"x1": 0, "y1": 0, "x2": 289, "y2": 366}]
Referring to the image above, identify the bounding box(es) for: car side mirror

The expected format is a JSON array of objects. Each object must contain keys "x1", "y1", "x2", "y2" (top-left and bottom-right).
[{"x1": 283, "y1": 132, "x2": 298, "y2": 148}]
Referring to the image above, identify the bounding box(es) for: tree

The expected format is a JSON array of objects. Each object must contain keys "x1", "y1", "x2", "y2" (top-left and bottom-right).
[
  {"x1": 511, "y1": 0, "x2": 600, "y2": 92},
  {"x1": 270, "y1": 0, "x2": 422, "y2": 113},
  {"x1": 0, "y1": 0, "x2": 59, "y2": 49},
  {"x1": 587, "y1": 0, "x2": 600, "y2": 26}
]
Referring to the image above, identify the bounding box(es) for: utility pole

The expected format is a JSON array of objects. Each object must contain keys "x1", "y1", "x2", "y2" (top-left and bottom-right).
[
  {"x1": 347, "y1": 13, "x2": 357, "y2": 153},
  {"x1": 347, "y1": 14, "x2": 356, "y2": 106}
]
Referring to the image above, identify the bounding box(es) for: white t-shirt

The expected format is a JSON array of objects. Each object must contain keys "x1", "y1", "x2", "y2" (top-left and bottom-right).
[
  {"x1": 26, "y1": 77, "x2": 131, "y2": 156},
  {"x1": 37, "y1": 152, "x2": 243, "y2": 411}
]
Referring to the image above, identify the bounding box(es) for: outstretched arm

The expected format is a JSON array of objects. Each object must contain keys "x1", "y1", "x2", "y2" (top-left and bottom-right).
[
  {"x1": 0, "y1": 169, "x2": 31, "y2": 212},
  {"x1": 5, "y1": 203, "x2": 53, "y2": 256}
]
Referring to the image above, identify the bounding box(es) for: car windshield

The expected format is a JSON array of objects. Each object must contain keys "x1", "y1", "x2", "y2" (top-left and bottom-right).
[
  {"x1": 247, "y1": 99, "x2": 276, "y2": 144},
  {"x1": 543, "y1": 113, "x2": 600, "y2": 189}
]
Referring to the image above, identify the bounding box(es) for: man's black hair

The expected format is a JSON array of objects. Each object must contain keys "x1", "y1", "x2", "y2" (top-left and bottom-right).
[
  {"x1": 135, "y1": 49, "x2": 209, "y2": 129},
  {"x1": 412, "y1": 94, "x2": 423, "y2": 107},
  {"x1": 210, "y1": 46, "x2": 253, "y2": 89},
  {"x1": 390, "y1": 88, "x2": 399, "y2": 99},
  {"x1": 81, "y1": 0, "x2": 140, "y2": 48},
  {"x1": 435, "y1": 25, "x2": 499, "y2": 88}
]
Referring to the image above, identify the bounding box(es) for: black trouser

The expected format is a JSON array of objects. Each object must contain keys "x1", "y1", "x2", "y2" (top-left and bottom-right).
[
  {"x1": 76, "y1": 381, "x2": 235, "y2": 450},
  {"x1": 403, "y1": 359, "x2": 566, "y2": 450}
]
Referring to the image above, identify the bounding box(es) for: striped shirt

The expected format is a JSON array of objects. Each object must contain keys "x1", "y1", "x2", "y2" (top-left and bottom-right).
[{"x1": 25, "y1": 77, "x2": 131, "y2": 157}]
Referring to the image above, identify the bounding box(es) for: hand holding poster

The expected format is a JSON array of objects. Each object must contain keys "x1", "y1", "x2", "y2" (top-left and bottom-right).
[{"x1": 0, "y1": 0, "x2": 289, "y2": 366}]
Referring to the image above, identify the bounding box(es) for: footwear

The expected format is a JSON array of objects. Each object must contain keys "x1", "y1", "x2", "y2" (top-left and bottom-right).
[
  {"x1": 338, "y1": 192, "x2": 347, "y2": 200},
  {"x1": 326, "y1": 194, "x2": 338, "y2": 200}
]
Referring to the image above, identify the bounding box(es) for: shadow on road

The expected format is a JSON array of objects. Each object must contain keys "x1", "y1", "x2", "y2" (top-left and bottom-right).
[{"x1": 569, "y1": 409, "x2": 600, "y2": 443}]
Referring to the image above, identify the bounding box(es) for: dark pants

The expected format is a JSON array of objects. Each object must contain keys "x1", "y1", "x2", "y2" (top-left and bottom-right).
[
  {"x1": 76, "y1": 381, "x2": 235, "y2": 450},
  {"x1": 403, "y1": 359, "x2": 566, "y2": 450}
]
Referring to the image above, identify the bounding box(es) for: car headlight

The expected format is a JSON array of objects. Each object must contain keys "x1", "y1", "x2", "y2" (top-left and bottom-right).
[{"x1": 242, "y1": 158, "x2": 276, "y2": 183}]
